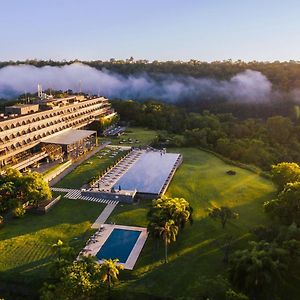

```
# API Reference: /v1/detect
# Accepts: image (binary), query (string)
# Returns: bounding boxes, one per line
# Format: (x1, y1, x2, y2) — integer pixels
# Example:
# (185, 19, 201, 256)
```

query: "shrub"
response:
(12, 206, 26, 218)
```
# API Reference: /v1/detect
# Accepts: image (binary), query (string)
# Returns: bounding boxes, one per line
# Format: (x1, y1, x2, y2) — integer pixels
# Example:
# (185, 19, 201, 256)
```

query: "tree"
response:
(156, 219, 178, 263)
(99, 258, 124, 292)
(149, 196, 193, 229)
(266, 116, 293, 145)
(215, 234, 234, 263)
(0, 168, 52, 213)
(41, 258, 104, 300)
(209, 206, 239, 229)
(21, 172, 52, 205)
(225, 289, 249, 300)
(147, 219, 162, 257)
(264, 181, 300, 226)
(12, 205, 26, 218)
(0, 181, 15, 212)
(271, 162, 300, 191)
(229, 241, 287, 300)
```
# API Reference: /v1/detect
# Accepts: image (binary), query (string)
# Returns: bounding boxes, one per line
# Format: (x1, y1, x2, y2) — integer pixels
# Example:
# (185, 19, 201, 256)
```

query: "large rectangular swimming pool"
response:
(96, 229, 141, 263)
(113, 151, 180, 194)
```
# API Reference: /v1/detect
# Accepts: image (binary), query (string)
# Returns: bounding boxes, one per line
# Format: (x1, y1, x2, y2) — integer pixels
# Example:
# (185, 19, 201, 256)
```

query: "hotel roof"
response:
(41, 129, 96, 145)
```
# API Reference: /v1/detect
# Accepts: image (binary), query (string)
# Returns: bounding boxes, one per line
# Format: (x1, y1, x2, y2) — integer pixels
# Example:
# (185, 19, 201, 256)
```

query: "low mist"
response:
(0, 63, 274, 102)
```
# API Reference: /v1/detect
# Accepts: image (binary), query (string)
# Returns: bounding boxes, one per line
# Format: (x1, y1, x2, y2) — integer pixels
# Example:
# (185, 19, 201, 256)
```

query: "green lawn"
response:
(105, 127, 158, 147)
(108, 147, 276, 299)
(54, 148, 125, 189)
(0, 199, 105, 285)
(0, 136, 278, 299)
(55, 127, 158, 189)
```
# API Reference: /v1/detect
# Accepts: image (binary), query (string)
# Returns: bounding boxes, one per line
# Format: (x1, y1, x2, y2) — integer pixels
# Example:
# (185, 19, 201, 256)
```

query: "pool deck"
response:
(79, 224, 148, 270)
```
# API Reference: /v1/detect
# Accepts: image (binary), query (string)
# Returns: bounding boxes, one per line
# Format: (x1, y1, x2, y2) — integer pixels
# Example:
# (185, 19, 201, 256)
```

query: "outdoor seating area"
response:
(91, 149, 143, 192)
(96, 147, 124, 160)
(104, 126, 126, 136)
(78, 225, 108, 257)
(119, 137, 140, 144)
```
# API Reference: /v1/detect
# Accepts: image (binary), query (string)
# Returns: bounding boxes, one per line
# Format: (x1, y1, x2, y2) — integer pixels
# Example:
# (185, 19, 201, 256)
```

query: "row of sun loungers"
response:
(78, 227, 106, 257)
(91, 150, 143, 191)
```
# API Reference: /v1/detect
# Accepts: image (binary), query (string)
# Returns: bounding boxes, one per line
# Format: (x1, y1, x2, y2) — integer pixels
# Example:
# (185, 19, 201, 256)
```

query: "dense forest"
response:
(1, 59, 300, 92)
(1, 59, 300, 118)
(112, 99, 300, 171)
(2, 59, 300, 169)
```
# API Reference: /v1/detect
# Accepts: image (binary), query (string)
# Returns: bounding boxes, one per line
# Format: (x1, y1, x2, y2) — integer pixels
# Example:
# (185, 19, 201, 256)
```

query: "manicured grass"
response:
(106, 127, 158, 147)
(0, 198, 105, 284)
(0, 134, 278, 298)
(54, 148, 125, 189)
(55, 127, 158, 189)
(108, 147, 276, 299)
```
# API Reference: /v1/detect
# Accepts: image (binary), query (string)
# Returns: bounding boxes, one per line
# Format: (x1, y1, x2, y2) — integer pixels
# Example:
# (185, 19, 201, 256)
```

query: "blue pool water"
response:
(96, 229, 141, 263)
(113, 152, 180, 194)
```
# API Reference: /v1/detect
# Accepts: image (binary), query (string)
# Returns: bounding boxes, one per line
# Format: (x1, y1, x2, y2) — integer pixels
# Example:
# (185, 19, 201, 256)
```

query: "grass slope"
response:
(108, 147, 276, 298)
(0, 199, 104, 284)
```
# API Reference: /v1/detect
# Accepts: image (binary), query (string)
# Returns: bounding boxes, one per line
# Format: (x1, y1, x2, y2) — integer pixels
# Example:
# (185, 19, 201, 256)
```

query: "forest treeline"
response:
(112, 99, 300, 170)
(1, 59, 300, 92)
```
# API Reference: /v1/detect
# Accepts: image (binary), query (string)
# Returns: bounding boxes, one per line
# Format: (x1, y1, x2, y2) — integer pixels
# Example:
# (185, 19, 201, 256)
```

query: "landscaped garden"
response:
(108, 147, 276, 298)
(54, 148, 126, 189)
(0, 198, 105, 291)
(0, 128, 281, 299)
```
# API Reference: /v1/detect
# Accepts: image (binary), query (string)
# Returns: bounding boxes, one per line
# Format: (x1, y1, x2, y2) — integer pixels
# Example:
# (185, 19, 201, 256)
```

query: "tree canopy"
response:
(0, 168, 52, 214)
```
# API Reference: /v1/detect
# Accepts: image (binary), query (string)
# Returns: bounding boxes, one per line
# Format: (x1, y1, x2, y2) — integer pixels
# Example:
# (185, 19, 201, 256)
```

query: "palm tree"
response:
(169, 197, 193, 229)
(150, 196, 193, 230)
(100, 258, 124, 292)
(156, 219, 178, 263)
(147, 219, 162, 258)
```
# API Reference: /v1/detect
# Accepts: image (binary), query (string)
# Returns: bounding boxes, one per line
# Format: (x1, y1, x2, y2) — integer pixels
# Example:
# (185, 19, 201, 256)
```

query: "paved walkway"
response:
(51, 187, 119, 205)
(91, 203, 118, 228)
(52, 186, 119, 228)
(49, 141, 111, 186)
(92, 149, 143, 192)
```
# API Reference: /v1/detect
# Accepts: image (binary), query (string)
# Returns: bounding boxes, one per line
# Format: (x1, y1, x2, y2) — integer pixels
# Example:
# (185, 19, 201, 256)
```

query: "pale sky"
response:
(0, 0, 300, 61)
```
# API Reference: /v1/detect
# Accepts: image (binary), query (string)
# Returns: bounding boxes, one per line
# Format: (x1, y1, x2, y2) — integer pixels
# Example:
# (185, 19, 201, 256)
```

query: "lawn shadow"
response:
(120, 197, 274, 298)
(0, 198, 103, 241)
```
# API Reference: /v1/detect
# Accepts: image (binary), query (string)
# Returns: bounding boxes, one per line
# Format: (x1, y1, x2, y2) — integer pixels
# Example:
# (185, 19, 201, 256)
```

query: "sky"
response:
(0, 0, 300, 62)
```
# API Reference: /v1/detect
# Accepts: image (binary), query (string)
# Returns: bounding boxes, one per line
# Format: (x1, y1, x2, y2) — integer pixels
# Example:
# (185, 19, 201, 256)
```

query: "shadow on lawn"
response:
(0, 256, 54, 300)
(0, 198, 102, 241)
(119, 197, 274, 298)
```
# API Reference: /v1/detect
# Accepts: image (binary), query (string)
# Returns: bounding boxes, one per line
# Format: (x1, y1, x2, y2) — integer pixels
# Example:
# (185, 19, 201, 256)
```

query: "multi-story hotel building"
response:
(0, 95, 116, 170)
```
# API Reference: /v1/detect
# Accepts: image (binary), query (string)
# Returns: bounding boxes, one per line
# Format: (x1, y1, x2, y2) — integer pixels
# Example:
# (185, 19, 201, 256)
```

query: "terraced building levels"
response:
(0, 95, 116, 168)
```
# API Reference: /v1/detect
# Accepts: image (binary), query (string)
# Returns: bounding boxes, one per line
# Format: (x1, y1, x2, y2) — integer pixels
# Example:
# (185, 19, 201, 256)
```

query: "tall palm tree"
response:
(150, 197, 193, 230)
(100, 258, 124, 292)
(147, 219, 162, 258)
(156, 219, 179, 263)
